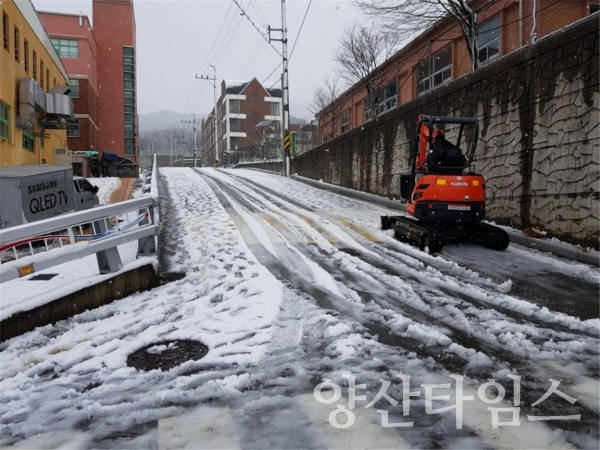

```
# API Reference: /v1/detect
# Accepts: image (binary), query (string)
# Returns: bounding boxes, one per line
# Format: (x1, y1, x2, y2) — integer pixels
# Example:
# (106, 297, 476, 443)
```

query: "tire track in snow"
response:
(227, 170, 599, 321)
(200, 169, 599, 440)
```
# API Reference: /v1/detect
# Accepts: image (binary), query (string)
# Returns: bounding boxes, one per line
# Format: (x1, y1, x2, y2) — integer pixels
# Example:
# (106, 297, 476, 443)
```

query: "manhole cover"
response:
(127, 339, 209, 371)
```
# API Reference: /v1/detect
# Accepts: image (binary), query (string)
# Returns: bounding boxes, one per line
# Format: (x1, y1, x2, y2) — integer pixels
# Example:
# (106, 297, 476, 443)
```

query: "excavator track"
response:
(381, 215, 509, 253)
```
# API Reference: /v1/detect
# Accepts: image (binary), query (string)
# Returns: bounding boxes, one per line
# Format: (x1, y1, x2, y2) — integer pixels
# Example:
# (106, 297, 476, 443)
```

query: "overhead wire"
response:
(248, 0, 270, 29)
(188, 1, 251, 115)
(288, 0, 313, 62)
(237, 38, 268, 81)
(194, 0, 236, 76)
(184, 1, 236, 115)
(232, 0, 283, 57)
(212, 14, 246, 68)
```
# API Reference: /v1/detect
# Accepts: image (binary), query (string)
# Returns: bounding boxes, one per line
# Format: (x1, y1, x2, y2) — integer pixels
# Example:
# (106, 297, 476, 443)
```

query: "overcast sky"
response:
(31, 0, 367, 120)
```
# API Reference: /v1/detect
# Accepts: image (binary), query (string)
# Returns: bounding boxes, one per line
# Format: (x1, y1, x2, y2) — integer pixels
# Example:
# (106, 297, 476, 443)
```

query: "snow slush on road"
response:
(0, 167, 598, 449)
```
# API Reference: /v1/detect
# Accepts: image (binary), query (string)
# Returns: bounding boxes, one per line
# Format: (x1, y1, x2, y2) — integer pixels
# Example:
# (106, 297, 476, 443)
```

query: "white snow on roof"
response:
(223, 79, 250, 89)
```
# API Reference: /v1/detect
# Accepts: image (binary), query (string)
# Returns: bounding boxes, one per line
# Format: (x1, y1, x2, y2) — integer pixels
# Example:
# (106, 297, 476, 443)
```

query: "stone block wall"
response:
(294, 15, 599, 248)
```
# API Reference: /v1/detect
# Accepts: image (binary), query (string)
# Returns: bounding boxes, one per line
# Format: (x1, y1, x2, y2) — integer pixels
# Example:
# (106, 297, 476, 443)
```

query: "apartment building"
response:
(39, 0, 138, 165)
(37, 11, 98, 154)
(201, 78, 281, 167)
(317, 0, 598, 142)
(0, 0, 73, 167)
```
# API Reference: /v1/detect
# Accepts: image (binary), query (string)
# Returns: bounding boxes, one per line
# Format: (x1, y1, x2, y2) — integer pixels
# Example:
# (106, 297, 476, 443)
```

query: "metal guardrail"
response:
(0, 155, 160, 283)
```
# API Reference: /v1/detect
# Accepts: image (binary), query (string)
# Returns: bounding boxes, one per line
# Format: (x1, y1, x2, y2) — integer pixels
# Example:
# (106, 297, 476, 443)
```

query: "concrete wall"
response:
(0, 263, 160, 342)
(294, 16, 599, 248)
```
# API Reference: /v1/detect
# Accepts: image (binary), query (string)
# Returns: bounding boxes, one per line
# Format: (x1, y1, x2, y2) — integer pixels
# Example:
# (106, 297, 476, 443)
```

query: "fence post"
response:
(93, 218, 123, 273)
(137, 205, 157, 256)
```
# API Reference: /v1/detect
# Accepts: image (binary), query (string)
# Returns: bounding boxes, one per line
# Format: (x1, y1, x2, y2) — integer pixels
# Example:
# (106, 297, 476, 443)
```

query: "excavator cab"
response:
(384, 114, 509, 252)
(401, 115, 477, 199)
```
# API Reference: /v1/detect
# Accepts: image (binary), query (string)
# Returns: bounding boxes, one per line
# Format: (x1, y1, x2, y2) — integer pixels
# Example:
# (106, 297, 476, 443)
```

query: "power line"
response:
(194, 0, 235, 76)
(232, 0, 283, 57)
(212, 15, 246, 68)
(262, 62, 283, 87)
(249, 0, 270, 28)
(237, 38, 267, 81)
(289, 0, 313, 62)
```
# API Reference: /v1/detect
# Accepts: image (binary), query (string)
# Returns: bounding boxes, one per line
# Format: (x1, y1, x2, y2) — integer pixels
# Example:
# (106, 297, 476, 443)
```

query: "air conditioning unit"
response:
(54, 147, 72, 167)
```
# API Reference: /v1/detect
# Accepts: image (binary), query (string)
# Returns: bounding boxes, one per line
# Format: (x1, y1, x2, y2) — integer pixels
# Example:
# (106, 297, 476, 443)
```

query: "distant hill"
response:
(139, 110, 205, 131)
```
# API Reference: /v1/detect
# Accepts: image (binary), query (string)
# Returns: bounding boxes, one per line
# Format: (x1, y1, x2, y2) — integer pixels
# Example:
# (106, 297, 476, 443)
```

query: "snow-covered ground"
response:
(0, 168, 598, 449)
(88, 177, 121, 206)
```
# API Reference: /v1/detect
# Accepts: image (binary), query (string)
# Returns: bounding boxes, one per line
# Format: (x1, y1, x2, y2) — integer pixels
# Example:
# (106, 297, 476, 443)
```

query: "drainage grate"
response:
(29, 273, 59, 281)
(127, 339, 209, 371)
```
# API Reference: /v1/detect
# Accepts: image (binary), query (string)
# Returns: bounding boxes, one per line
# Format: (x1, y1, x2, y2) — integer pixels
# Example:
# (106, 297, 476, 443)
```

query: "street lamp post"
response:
(196, 65, 219, 166)
(191, 113, 197, 167)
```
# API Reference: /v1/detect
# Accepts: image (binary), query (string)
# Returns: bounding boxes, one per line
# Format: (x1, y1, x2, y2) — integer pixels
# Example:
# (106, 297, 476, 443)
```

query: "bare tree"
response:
(310, 75, 343, 140)
(334, 23, 398, 121)
(355, 0, 497, 70)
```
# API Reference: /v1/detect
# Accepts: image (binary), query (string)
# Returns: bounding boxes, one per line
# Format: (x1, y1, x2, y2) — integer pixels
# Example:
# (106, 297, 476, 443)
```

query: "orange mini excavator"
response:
(381, 114, 509, 253)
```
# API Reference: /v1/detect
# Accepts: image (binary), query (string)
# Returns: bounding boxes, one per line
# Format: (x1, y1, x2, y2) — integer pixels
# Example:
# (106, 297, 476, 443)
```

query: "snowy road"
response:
(1, 168, 598, 449)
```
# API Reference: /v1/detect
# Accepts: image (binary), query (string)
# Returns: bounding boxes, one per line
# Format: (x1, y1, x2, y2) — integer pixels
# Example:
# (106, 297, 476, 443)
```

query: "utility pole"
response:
(268, 0, 290, 177)
(196, 65, 219, 165)
(181, 114, 198, 167)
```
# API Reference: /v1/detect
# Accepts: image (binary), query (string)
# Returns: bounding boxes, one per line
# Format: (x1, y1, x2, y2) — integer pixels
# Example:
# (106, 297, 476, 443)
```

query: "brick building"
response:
(201, 78, 282, 167)
(37, 11, 98, 154)
(316, 0, 598, 142)
(38, 0, 138, 165)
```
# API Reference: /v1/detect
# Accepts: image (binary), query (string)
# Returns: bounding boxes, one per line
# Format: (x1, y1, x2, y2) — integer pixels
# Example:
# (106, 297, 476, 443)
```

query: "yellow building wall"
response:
(0, 0, 69, 167)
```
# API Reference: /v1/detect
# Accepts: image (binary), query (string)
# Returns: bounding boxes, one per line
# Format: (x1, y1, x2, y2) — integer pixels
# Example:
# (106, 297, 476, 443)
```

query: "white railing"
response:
(0, 155, 160, 284)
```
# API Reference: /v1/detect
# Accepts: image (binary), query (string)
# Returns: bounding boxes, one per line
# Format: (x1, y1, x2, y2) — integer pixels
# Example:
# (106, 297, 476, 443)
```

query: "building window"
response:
(66, 119, 80, 137)
(269, 102, 280, 116)
(68, 79, 79, 98)
(0, 101, 9, 140)
(478, 16, 500, 65)
(251, 93, 258, 101)
(22, 129, 35, 152)
(2, 12, 8, 51)
(40, 60, 44, 89)
(230, 118, 242, 132)
(417, 45, 452, 95)
(125, 105, 135, 113)
(125, 137, 135, 155)
(50, 38, 78, 58)
(377, 81, 398, 115)
(124, 113, 135, 123)
(24, 39, 29, 73)
(46, 69, 49, 91)
(230, 99, 241, 114)
(13, 26, 18, 61)
(364, 98, 374, 123)
(341, 110, 349, 134)
(32, 51, 37, 80)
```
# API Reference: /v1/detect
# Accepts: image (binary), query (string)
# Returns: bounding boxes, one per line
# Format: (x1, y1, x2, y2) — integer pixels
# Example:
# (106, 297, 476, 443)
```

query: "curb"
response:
(290, 174, 599, 267)
(1, 263, 161, 342)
